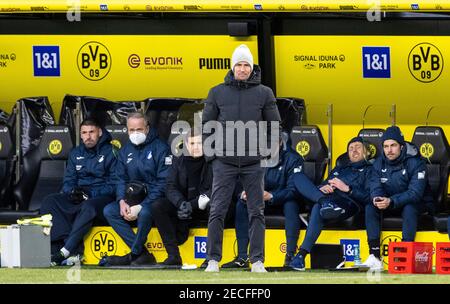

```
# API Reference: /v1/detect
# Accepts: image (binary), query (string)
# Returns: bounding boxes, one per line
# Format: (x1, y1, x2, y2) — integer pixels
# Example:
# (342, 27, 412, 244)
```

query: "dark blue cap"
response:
(381, 126, 405, 146)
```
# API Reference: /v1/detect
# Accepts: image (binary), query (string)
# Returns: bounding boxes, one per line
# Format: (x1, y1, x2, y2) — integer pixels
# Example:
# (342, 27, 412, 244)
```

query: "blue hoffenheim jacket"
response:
(265, 147, 304, 206)
(323, 159, 373, 206)
(63, 129, 117, 198)
(115, 128, 171, 207)
(370, 142, 431, 209)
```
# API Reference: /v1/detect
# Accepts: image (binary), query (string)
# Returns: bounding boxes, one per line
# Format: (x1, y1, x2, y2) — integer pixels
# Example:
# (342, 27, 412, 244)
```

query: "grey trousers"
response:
(207, 160, 265, 263)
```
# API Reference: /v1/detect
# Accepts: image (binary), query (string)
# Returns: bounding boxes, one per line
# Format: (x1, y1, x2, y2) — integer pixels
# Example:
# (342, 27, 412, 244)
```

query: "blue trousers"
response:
(365, 203, 419, 242)
(292, 172, 358, 253)
(40, 193, 112, 254)
(234, 199, 301, 258)
(103, 202, 154, 255)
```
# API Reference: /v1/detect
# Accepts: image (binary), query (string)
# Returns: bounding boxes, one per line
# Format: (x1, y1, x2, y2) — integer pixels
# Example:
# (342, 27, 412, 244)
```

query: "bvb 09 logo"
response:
(91, 230, 117, 259)
(77, 41, 111, 81)
(420, 143, 434, 158)
(48, 140, 62, 155)
(381, 234, 401, 265)
(296, 141, 310, 157)
(408, 42, 443, 83)
(368, 144, 377, 158)
(110, 139, 122, 149)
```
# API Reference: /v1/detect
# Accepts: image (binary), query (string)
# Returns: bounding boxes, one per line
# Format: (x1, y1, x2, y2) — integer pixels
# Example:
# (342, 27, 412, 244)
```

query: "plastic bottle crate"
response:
(436, 242, 450, 275)
(388, 242, 433, 274)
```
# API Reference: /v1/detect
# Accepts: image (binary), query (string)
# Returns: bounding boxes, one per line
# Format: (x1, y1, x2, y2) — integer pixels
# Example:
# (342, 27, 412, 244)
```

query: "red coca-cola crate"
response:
(388, 242, 433, 274)
(436, 242, 450, 275)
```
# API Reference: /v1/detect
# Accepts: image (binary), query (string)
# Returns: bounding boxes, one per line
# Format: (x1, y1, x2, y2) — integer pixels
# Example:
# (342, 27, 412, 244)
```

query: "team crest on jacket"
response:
(380, 178, 388, 183)
(293, 165, 302, 173)
(76, 165, 82, 171)
(418, 171, 425, 179)
(165, 155, 173, 165)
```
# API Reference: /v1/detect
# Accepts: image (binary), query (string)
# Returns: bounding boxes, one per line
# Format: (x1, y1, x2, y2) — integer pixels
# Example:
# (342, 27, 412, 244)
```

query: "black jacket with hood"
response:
(202, 65, 281, 166)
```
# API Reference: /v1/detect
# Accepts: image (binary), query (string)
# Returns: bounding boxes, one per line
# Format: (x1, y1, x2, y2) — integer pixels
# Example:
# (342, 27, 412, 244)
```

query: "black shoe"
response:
(284, 254, 294, 267)
(161, 255, 182, 266)
(131, 250, 156, 266)
(199, 259, 209, 269)
(105, 253, 132, 266)
(320, 201, 345, 220)
(221, 257, 249, 269)
(50, 251, 66, 266)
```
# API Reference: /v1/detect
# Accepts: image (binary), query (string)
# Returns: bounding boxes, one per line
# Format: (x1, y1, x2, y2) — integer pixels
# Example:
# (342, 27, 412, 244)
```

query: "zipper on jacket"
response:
(238, 90, 241, 168)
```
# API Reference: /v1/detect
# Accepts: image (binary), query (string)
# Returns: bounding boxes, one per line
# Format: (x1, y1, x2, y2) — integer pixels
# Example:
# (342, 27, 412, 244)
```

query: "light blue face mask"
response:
(129, 132, 146, 146)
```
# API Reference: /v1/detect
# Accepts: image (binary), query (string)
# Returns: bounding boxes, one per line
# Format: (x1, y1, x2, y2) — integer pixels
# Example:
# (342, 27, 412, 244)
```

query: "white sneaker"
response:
(251, 261, 267, 273)
(362, 254, 383, 271)
(205, 260, 219, 272)
(62, 254, 84, 266)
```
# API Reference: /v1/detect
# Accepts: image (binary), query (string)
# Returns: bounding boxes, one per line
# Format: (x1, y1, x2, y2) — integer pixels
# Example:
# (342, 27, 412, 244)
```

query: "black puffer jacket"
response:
(202, 65, 281, 166)
(165, 155, 213, 209)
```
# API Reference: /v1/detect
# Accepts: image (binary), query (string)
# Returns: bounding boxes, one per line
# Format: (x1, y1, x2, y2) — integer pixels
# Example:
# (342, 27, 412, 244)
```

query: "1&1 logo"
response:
(91, 230, 117, 259)
(408, 42, 443, 83)
(33, 46, 60, 77)
(362, 46, 390, 78)
(77, 41, 111, 81)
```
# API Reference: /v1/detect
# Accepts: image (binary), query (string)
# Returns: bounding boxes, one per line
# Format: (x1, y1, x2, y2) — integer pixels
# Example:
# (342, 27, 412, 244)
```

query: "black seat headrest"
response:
(105, 125, 128, 150)
(146, 98, 199, 142)
(290, 125, 328, 161)
(276, 97, 306, 133)
(37, 126, 73, 160)
(0, 125, 13, 159)
(358, 128, 385, 159)
(412, 126, 450, 164)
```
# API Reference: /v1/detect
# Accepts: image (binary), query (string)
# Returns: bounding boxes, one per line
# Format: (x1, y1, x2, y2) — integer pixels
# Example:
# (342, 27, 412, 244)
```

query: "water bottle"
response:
(354, 244, 362, 266)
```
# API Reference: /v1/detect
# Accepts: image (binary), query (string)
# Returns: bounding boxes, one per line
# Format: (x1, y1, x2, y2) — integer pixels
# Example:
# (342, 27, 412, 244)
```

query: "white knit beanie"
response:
(231, 44, 254, 71)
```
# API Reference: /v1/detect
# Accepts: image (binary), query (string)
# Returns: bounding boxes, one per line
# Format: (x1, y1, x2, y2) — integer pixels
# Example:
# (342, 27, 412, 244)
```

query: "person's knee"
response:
(103, 202, 118, 219)
(80, 202, 97, 218)
(40, 200, 52, 214)
(365, 203, 379, 216)
(40, 193, 63, 214)
(138, 206, 152, 220)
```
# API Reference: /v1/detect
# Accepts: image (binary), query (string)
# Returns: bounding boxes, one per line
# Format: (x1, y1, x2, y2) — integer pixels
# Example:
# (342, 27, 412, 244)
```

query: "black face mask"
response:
(124, 181, 148, 206)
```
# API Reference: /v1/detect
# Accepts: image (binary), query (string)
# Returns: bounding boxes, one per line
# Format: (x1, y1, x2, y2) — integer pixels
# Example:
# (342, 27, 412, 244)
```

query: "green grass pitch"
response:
(0, 267, 449, 284)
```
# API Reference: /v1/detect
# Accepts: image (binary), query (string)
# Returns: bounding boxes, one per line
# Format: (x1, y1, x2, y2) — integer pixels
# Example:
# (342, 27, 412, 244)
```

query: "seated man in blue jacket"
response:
(289, 136, 372, 271)
(222, 136, 304, 268)
(363, 126, 433, 270)
(41, 118, 117, 266)
(103, 112, 171, 266)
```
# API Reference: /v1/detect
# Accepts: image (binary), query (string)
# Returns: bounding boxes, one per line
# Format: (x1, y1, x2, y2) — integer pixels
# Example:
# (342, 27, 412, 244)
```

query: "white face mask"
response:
(129, 132, 146, 146)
